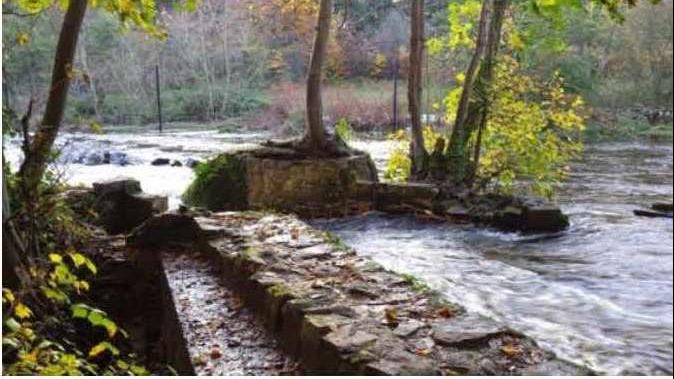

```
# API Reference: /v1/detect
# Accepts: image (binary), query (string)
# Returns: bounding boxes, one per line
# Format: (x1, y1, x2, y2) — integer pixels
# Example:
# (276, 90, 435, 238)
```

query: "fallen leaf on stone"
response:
(501, 344, 523, 358)
(437, 306, 456, 319)
(210, 348, 222, 359)
(415, 348, 433, 356)
(290, 227, 300, 240)
(385, 307, 399, 327)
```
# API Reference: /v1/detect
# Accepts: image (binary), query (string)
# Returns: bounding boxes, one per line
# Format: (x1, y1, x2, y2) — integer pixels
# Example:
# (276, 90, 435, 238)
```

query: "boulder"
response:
(432, 314, 510, 348)
(634, 209, 673, 219)
(171, 160, 183, 167)
(93, 178, 142, 197)
(493, 205, 569, 234)
(109, 151, 130, 166)
(185, 158, 201, 169)
(127, 213, 203, 249)
(84, 152, 104, 166)
(93, 178, 168, 235)
(152, 158, 171, 166)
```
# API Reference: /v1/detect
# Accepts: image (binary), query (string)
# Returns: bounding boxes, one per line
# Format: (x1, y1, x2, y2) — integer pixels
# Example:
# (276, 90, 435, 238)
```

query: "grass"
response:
(585, 112, 673, 143)
(252, 80, 412, 133)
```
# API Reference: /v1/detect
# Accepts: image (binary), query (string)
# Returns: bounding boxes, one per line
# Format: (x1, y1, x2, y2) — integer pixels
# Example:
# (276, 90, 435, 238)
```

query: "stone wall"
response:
(129, 212, 591, 376)
(183, 147, 378, 218)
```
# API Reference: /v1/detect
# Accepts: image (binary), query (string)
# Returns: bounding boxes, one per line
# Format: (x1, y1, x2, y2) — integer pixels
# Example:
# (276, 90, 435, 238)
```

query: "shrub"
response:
(182, 153, 249, 211)
(2, 252, 149, 376)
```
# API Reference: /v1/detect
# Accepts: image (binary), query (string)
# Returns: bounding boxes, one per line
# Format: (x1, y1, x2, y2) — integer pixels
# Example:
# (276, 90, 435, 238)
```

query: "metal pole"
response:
(155, 64, 163, 133)
(392, 47, 399, 130)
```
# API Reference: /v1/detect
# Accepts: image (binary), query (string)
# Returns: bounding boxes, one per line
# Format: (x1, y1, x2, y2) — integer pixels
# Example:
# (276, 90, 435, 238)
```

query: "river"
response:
(3, 128, 672, 375)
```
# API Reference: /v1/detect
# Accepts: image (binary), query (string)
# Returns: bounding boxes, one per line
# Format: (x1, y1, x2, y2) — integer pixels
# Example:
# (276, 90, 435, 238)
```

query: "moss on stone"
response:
(182, 153, 249, 211)
(268, 283, 294, 299)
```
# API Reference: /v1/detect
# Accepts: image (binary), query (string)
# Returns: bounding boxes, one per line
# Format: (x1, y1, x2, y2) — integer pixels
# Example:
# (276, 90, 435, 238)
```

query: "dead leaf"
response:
(501, 344, 523, 357)
(385, 307, 399, 326)
(415, 348, 433, 356)
(437, 306, 455, 319)
(210, 348, 222, 360)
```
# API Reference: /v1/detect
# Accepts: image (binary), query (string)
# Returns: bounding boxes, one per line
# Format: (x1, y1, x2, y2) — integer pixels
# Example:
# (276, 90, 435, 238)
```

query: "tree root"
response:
(262, 134, 355, 158)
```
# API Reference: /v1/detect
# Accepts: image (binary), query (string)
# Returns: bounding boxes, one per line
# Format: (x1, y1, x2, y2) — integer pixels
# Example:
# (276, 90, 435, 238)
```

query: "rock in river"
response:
(151, 158, 171, 166)
(93, 178, 168, 234)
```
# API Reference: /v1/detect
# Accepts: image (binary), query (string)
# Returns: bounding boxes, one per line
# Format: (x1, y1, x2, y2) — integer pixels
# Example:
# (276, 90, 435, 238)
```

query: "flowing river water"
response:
(3, 128, 672, 375)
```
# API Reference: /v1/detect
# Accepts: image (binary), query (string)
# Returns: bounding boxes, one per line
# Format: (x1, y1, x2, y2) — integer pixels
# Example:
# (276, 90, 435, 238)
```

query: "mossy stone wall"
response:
(182, 148, 378, 217)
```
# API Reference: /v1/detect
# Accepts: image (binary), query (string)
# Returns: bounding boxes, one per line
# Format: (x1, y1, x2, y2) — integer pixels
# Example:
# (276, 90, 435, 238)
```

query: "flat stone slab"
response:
(161, 250, 301, 375)
(133, 211, 592, 376)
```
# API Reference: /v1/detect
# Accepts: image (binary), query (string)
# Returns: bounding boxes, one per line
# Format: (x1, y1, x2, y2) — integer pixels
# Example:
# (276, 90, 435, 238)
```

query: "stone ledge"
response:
(131, 212, 591, 376)
(355, 181, 570, 234)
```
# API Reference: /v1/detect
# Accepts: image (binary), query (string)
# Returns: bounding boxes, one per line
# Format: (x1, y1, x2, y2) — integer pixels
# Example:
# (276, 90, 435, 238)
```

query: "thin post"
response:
(392, 48, 399, 130)
(155, 64, 163, 133)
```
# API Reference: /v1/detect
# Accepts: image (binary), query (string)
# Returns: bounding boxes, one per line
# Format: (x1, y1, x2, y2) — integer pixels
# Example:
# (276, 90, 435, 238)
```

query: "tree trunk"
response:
(446, 0, 492, 186)
(304, 0, 333, 151)
(2, 158, 27, 290)
(78, 38, 101, 120)
(469, 0, 510, 186)
(409, 0, 429, 180)
(18, 0, 88, 197)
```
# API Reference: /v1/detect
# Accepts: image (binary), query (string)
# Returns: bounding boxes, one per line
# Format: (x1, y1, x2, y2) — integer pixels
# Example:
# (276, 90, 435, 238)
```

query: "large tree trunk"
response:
(446, 0, 493, 186)
(409, 0, 429, 180)
(469, 0, 510, 186)
(18, 0, 88, 198)
(304, 0, 333, 152)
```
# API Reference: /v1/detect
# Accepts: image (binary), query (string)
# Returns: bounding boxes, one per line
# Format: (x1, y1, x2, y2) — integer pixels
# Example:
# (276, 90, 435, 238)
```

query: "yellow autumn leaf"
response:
(2, 288, 15, 303)
(14, 303, 33, 320)
(15, 32, 31, 45)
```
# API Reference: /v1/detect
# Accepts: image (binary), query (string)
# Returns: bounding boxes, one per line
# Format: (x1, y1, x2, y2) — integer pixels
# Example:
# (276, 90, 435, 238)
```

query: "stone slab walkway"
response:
(161, 249, 301, 375)
(130, 211, 592, 376)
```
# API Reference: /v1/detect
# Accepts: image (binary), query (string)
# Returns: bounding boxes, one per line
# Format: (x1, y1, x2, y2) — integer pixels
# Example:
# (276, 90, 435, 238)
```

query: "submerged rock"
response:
(652, 203, 673, 213)
(634, 209, 673, 219)
(185, 158, 201, 169)
(152, 158, 171, 166)
(493, 204, 569, 234)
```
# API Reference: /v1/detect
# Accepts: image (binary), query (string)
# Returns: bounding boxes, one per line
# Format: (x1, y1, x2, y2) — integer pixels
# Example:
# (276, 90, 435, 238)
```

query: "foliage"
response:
(2, 252, 148, 376)
(385, 57, 585, 198)
(4, 161, 94, 255)
(401, 273, 433, 294)
(182, 153, 249, 211)
(472, 57, 586, 198)
(384, 126, 442, 183)
(334, 118, 354, 142)
(3, 0, 198, 38)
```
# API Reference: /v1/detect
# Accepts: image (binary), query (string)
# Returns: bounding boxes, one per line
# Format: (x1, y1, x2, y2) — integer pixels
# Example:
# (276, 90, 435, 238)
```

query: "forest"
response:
(2, 0, 673, 377)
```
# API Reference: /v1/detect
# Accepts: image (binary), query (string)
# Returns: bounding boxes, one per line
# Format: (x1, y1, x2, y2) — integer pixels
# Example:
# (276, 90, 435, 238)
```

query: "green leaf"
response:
(5, 318, 21, 332)
(89, 341, 120, 358)
(101, 319, 118, 338)
(71, 303, 91, 319)
(48, 253, 63, 264)
(2, 288, 15, 303)
(41, 286, 70, 304)
(2, 337, 20, 350)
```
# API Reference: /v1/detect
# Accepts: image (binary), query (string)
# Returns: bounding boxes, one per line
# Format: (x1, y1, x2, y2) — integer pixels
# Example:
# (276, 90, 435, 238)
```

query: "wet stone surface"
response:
(166, 212, 593, 376)
(162, 251, 301, 376)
